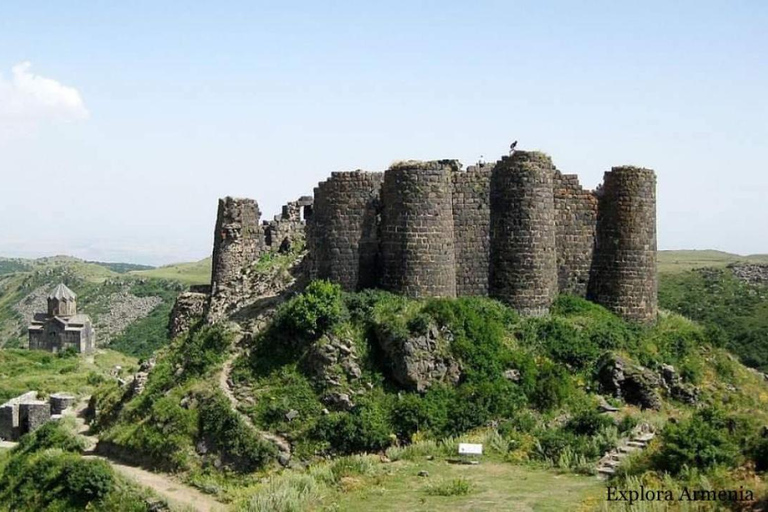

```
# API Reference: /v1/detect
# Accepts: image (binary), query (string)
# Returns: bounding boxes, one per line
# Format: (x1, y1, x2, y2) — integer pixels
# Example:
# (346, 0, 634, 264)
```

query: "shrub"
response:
(566, 408, 615, 436)
(313, 398, 393, 454)
(62, 458, 114, 505)
(277, 280, 347, 342)
(654, 407, 741, 474)
(198, 392, 277, 472)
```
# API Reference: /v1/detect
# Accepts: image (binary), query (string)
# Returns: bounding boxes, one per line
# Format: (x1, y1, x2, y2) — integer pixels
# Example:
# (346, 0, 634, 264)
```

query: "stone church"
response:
(28, 283, 95, 353)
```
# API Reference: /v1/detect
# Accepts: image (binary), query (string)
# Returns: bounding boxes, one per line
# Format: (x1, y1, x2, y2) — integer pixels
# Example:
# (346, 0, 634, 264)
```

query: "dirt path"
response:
(218, 334, 292, 460)
(83, 454, 226, 512)
(67, 404, 227, 512)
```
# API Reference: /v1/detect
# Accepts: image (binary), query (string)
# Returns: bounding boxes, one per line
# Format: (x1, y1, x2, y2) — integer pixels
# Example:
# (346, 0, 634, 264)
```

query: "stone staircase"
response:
(596, 423, 656, 479)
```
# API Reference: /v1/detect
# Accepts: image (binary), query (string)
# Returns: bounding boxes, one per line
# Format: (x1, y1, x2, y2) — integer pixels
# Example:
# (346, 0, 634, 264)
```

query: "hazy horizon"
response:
(1, 2, 766, 266)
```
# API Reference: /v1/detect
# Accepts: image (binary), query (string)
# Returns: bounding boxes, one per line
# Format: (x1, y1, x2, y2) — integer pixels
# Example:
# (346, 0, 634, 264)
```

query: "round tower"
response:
(307, 171, 384, 291)
(588, 166, 657, 323)
(379, 161, 457, 298)
(489, 151, 558, 316)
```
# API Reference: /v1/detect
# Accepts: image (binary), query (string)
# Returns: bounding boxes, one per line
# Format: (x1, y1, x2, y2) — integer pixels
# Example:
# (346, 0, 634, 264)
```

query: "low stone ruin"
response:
(0, 391, 76, 441)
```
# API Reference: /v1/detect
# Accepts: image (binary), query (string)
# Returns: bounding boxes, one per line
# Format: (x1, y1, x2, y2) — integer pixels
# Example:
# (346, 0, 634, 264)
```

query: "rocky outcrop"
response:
(128, 358, 156, 398)
(597, 353, 662, 410)
(303, 332, 364, 411)
(374, 322, 460, 392)
(659, 363, 700, 405)
(168, 292, 207, 338)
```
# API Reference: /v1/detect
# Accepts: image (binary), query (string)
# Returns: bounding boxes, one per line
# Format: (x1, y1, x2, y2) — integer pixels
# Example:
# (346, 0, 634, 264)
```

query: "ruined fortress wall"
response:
(588, 167, 657, 323)
(553, 171, 598, 296)
(208, 197, 264, 322)
(452, 164, 492, 296)
(264, 196, 313, 252)
(380, 162, 458, 298)
(210, 197, 264, 296)
(489, 152, 558, 315)
(307, 171, 383, 291)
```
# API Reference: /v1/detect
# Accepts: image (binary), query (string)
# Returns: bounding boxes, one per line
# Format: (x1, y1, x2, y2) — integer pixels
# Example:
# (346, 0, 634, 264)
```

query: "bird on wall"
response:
(509, 141, 518, 155)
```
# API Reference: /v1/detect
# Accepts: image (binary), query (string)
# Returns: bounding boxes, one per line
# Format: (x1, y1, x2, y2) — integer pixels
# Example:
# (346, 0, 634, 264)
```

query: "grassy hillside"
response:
(91, 281, 768, 509)
(130, 257, 211, 286)
(658, 249, 768, 274)
(0, 348, 138, 403)
(659, 265, 768, 372)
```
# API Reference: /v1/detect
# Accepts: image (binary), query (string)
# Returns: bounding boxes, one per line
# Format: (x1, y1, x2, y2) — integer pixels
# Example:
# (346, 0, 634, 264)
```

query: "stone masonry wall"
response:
(553, 171, 598, 296)
(307, 171, 383, 291)
(452, 164, 493, 296)
(208, 197, 264, 321)
(264, 196, 313, 253)
(380, 161, 458, 298)
(489, 152, 558, 316)
(588, 167, 657, 323)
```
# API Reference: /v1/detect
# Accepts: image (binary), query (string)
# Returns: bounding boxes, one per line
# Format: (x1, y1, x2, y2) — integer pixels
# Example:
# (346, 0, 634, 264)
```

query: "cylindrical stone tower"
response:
(210, 197, 264, 298)
(489, 151, 558, 316)
(588, 166, 657, 323)
(307, 171, 383, 291)
(379, 161, 458, 298)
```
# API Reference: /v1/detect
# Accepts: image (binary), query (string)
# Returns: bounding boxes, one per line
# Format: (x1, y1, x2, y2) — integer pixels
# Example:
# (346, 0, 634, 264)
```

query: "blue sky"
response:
(0, 1, 766, 265)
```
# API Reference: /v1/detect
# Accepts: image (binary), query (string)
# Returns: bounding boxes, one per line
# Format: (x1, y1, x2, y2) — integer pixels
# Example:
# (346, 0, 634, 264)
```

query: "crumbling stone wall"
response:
(307, 171, 383, 291)
(208, 197, 264, 321)
(729, 263, 768, 286)
(553, 171, 598, 296)
(380, 161, 458, 298)
(452, 164, 492, 296)
(264, 196, 313, 253)
(489, 152, 558, 316)
(588, 167, 657, 323)
(168, 291, 207, 338)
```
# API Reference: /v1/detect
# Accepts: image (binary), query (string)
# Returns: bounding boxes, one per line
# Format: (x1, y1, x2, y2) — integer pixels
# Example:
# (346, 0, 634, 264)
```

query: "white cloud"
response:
(0, 61, 89, 123)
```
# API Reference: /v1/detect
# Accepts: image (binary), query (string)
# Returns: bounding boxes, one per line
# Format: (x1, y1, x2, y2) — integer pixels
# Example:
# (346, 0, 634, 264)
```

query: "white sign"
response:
(458, 443, 483, 455)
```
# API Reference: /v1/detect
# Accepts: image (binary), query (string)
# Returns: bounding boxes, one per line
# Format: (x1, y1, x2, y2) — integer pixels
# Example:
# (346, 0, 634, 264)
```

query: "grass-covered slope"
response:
(0, 349, 137, 403)
(89, 279, 768, 509)
(659, 266, 768, 372)
(130, 257, 211, 286)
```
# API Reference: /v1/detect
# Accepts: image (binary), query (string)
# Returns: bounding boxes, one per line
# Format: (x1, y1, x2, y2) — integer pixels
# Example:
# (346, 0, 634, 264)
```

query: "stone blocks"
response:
(588, 166, 657, 323)
(19, 401, 51, 433)
(380, 161, 458, 298)
(307, 171, 383, 291)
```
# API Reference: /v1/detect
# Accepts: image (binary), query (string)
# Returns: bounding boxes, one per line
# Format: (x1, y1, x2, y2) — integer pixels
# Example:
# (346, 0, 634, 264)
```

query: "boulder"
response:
(597, 353, 662, 410)
(375, 322, 460, 392)
(659, 363, 699, 405)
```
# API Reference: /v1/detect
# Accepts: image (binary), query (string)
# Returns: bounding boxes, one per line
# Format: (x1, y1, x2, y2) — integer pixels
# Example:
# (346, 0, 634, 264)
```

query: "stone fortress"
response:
(199, 149, 657, 325)
(27, 283, 95, 353)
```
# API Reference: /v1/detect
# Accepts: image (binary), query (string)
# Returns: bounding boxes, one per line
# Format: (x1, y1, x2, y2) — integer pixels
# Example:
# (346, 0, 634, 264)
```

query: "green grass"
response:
(658, 250, 768, 274)
(0, 349, 138, 402)
(130, 257, 211, 285)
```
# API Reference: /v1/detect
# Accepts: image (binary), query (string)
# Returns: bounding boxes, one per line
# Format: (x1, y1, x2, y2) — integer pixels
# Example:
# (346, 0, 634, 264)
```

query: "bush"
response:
(277, 280, 347, 342)
(62, 458, 115, 505)
(313, 397, 393, 454)
(566, 408, 615, 436)
(198, 392, 277, 472)
(654, 407, 741, 474)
